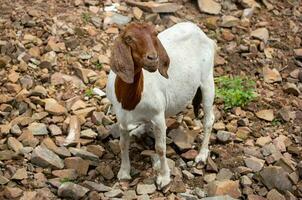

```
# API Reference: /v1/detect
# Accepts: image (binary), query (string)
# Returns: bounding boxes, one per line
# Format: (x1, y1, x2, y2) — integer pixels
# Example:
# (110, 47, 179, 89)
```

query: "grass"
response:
(272, 118, 282, 126)
(94, 61, 103, 70)
(81, 12, 91, 24)
(215, 76, 257, 110)
(60, 177, 72, 183)
(85, 88, 94, 97)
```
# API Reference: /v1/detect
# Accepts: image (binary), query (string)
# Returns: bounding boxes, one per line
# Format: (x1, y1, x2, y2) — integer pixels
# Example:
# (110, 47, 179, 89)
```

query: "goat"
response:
(106, 22, 216, 189)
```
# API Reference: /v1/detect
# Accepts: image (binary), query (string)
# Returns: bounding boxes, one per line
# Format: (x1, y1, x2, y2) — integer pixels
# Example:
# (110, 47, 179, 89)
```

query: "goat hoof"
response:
(117, 169, 131, 180)
(195, 149, 209, 164)
(156, 174, 171, 190)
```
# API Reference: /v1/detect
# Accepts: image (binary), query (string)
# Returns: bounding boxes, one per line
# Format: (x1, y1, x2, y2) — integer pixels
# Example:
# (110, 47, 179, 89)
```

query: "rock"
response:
(247, 195, 266, 200)
(207, 180, 241, 199)
(260, 166, 292, 192)
(256, 136, 272, 147)
(44, 98, 67, 116)
(91, 111, 104, 125)
(31, 145, 64, 169)
(52, 169, 78, 180)
(0, 175, 9, 185)
(298, 71, 302, 82)
(169, 127, 198, 150)
(136, 183, 156, 195)
(133, 7, 143, 20)
(58, 182, 89, 200)
(3, 186, 23, 199)
(123, 190, 137, 200)
(87, 145, 105, 158)
(297, 161, 302, 178)
(42, 51, 57, 66)
(198, 0, 221, 15)
(216, 130, 233, 143)
(12, 168, 27, 180)
(244, 156, 265, 172)
(104, 189, 123, 198)
(125, 1, 182, 13)
(251, 28, 269, 43)
(181, 149, 198, 160)
(42, 137, 71, 157)
(294, 49, 302, 59)
(267, 189, 285, 200)
(220, 16, 240, 27)
(81, 129, 98, 139)
(263, 67, 282, 83)
(64, 157, 89, 175)
(49, 124, 62, 136)
(256, 110, 274, 121)
(103, 13, 131, 28)
(240, 175, 252, 186)
(183, 170, 194, 179)
(216, 168, 233, 180)
(28, 122, 48, 135)
(64, 115, 81, 146)
(69, 147, 99, 162)
(283, 83, 300, 96)
(170, 177, 186, 193)
(179, 193, 198, 200)
(83, 180, 111, 192)
(202, 196, 236, 200)
(204, 173, 216, 183)
(240, 0, 261, 8)
(31, 85, 47, 97)
(7, 137, 23, 153)
(96, 163, 114, 180)
(206, 157, 218, 173)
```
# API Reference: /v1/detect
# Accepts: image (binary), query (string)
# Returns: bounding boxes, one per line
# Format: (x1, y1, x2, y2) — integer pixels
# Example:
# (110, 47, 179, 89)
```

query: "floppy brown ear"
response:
(155, 37, 170, 79)
(110, 37, 134, 83)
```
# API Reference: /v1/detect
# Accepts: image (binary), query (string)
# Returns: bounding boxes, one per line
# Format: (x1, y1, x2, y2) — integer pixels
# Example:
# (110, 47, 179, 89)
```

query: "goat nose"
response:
(147, 53, 158, 61)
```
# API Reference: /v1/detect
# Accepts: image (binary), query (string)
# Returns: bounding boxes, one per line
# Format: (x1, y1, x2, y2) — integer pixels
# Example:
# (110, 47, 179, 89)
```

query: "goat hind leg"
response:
(195, 80, 215, 164)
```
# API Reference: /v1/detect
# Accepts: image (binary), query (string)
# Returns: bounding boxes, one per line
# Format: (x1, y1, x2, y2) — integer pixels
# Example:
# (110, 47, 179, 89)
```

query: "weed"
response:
(85, 88, 93, 97)
(215, 76, 256, 109)
(272, 118, 282, 126)
(94, 61, 103, 70)
(81, 12, 91, 24)
(60, 177, 72, 183)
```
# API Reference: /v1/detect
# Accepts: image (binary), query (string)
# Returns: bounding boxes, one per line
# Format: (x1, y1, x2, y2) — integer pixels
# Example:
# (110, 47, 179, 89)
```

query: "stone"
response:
(240, 0, 261, 8)
(207, 180, 241, 199)
(0, 175, 9, 185)
(96, 163, 114, 180)
(12, 168, 27, 180)
(181, 149, 198, 160)
(267, 189, 285, 200)
(216, 130, 233, 143)
(31, 145, 64, 169)
(263, 67, 282, 83)
(240, 175, 252, 186)
(260, 166, 292, 192)
(202, 196, 236, 200)
(244, 156, 265, 172)
(42, 51, 57, 66)
(64, 115, 81, 146)
(256, 110, 274, 121)
(31, 85, 47, 97)
(49, 124, 62, 136)
(299, 71, 302, 82)
(7, 137, 23, 153)
(133, 7, 143, 20)
(81, 129, 98, 139)
(294, 49, 302, 59)
(247, 195, 266, 200)
(44, 98, 67, 115)
(251, 28, 269, 43)
(169, 127, 198, 150)
(206, 157, 218, 172)
(136, 183, 156, 195)
(126, 1, 182, 13)
(198, 0, 221, 15)
(70, 147, 99, 162)
(183, 170, 194, 179)
(256, 136, 272, 147)
(216, 168, 233, 180)
(64, 157, 89, 175)
(52, 169, 78, 180)
(170, 177, 186, 193)
(83, 180, 111, 192)
(220, 16, 240, 27)
(123, 190, 137, 200)
(283, 83, 300, 96)
(87, 145, 105, 158)
(42, 137, 71, 157)
(58, 182, 89, 200)
(103, 13, 131, 28)
(213, 122, 225, 130)
(28, 122, 48, 135)
(3, 186, 23, 198)
(104, 189, 123, 198)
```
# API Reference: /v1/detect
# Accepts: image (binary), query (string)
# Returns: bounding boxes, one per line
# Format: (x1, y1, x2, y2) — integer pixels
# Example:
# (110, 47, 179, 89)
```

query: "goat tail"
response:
(192, 87, 202, 118)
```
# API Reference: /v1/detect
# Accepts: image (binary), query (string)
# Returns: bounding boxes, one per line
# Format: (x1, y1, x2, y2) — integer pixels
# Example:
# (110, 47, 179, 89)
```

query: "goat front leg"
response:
(117, 125, 131, 180)
(195, 80, 215, 164)
(152, 114, 171, 189)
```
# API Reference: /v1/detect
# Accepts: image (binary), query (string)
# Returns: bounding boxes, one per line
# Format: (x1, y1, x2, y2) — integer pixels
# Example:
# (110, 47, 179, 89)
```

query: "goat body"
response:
(106, 22, 216, 188)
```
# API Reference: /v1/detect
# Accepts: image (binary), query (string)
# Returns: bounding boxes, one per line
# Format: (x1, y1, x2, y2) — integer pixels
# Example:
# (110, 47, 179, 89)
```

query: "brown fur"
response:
(111, 23, 170, 110)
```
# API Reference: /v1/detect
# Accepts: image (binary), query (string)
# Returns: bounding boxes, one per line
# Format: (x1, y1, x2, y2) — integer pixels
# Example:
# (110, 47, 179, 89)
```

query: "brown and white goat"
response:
(106, 22, 216, 188)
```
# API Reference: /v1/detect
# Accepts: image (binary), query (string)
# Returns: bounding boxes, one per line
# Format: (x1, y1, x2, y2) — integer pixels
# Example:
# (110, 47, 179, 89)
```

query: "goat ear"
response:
(110, 37, 134, 83)
(155, 37, 170, 79)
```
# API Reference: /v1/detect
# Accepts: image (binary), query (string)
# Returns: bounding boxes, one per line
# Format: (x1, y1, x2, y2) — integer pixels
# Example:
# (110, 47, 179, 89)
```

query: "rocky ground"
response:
(0, 0, 302, 199)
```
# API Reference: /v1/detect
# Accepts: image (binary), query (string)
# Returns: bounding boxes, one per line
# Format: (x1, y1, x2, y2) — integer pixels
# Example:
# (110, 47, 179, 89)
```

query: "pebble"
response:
(58, 182, 89, 200)
(136, 183, 156, 195)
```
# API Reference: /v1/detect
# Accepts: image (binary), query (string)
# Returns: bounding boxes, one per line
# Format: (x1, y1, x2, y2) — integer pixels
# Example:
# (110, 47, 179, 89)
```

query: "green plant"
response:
(60, 177, 72, 183)
(94, 61, 103, 70)
(215, 76, 256, 109)
(85, 88, 93, 97)
(272, 118, 282, 126)
(81, 12, 91, 24)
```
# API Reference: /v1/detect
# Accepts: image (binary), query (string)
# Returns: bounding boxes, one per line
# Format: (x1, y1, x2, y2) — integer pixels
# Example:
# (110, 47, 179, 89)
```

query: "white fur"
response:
(106, 22, 216, 188)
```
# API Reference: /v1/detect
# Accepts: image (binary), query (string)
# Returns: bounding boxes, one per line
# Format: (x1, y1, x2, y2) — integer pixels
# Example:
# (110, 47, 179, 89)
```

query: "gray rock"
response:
(69, 147, 99, 162)
(244, 156, 265, 172)
(31, 145, 64, 169)
(136, 183, 156, 195)
(104, 189, 123, 198)
(216, 130, 233, 143)
(58, 182, 89, 200)
(28, 122, 48, 136)
(83, 180, 111, 192)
